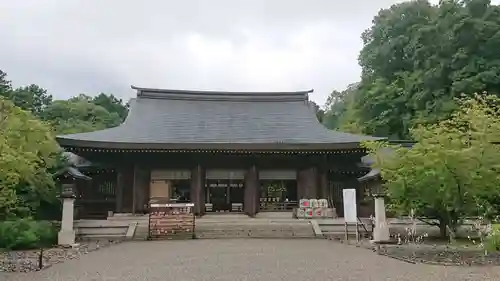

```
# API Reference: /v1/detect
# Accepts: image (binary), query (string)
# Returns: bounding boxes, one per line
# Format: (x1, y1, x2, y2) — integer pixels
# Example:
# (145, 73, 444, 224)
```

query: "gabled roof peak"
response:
(131, 85, 313, 102)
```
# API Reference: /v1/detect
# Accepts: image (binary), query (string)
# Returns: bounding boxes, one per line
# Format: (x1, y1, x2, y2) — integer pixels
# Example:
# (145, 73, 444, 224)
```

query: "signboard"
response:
(342, 189, 357, 223)
(148, 202, 196, 240)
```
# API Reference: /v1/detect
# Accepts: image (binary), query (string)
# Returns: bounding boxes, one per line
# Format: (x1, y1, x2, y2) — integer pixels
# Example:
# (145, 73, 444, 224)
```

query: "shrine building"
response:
(56, 86, 382, 218)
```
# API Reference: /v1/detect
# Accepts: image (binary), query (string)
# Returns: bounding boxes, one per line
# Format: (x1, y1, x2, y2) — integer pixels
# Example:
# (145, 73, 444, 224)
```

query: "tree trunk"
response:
(439, 220, 448, 239)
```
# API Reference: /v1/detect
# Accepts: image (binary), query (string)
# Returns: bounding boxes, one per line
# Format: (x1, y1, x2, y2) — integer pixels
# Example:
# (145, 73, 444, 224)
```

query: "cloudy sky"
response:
(1, 0, 498, 105)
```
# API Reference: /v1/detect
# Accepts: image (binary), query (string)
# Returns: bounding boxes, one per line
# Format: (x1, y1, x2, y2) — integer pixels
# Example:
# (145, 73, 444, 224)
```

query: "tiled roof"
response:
(56, 86, 382, 150)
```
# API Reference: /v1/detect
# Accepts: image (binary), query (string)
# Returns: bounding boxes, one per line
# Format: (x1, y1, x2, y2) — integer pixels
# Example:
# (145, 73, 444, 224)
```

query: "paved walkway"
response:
(3, 239, 500, 281)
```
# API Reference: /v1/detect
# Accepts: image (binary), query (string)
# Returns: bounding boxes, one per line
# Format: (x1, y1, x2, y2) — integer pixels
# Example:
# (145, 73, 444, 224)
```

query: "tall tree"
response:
(341, 0, 500, 138)
(0, 70, 11, 96)
(0, 70, 53, 117)
(9, 84, 53, 117)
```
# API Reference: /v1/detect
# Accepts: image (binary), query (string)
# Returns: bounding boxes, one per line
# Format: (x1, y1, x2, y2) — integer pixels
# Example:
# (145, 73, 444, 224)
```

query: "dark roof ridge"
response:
(131, 85, 313, 102)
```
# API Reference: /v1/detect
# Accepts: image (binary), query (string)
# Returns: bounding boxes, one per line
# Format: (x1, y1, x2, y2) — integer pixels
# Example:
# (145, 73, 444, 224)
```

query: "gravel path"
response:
(2, 239, 500, 281)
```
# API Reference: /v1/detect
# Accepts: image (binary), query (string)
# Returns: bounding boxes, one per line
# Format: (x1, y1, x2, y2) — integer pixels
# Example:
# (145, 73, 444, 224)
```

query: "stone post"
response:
(58, 186, 76, 246)
(372, 195, 390, 242)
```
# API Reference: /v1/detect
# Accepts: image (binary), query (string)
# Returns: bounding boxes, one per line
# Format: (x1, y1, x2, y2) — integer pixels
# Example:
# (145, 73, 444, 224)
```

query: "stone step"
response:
(107, 217, 149, 222)
(135, 226, 316, 239)
(195, 230, 316, 239)
(78, 234, 126, 240)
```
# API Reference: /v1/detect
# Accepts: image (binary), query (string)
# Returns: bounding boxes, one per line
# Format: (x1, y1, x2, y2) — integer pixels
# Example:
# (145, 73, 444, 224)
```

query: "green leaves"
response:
(325, 0, 500, 139)
(364, 93, 500, 237)
(0, 69, 129, 220)
(40, 99, 123, 135)
(0, 97, 59, 219)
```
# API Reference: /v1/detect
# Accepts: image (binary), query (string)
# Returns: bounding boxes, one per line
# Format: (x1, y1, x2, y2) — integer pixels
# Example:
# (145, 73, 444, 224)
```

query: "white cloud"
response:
(1, 0, 497, 105)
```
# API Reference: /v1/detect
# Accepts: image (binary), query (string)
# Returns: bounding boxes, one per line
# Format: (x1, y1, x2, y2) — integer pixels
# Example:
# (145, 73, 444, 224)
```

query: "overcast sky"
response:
(1, 0, 498, 106)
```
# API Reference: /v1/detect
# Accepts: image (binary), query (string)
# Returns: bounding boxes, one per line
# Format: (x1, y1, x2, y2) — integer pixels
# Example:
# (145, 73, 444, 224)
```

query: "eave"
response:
(62, 145, 369, 155)
(56, 139, 374, 151)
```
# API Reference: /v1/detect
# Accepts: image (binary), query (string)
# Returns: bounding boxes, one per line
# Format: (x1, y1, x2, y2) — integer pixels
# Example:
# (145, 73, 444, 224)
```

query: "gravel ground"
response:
(2, 239, 500, 281)
(0, 240, 121, 273)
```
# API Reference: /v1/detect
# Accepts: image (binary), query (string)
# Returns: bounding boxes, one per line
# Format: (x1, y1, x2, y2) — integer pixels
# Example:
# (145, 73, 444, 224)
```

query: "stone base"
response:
(58, 230, 76, 246)
(370, 239, 397, 245)
(373, 221, 390, 242)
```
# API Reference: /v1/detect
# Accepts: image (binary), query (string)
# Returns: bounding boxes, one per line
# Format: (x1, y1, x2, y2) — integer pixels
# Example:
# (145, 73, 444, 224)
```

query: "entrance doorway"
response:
(205, 170, 246, 213)
(258, 170, 298, 212)
(207, 180, 227, 211)
(206, 180, 244, 212)
(260, 180, 297, 211)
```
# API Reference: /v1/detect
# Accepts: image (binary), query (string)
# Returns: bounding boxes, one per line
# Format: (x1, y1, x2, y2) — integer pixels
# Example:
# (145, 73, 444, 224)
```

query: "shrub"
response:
(0, 218, 58, 250)
(484, 224, 500, 254)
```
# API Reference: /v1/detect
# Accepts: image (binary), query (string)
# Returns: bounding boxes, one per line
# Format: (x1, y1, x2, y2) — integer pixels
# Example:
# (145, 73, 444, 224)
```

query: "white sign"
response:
(342, 189, 357, 223)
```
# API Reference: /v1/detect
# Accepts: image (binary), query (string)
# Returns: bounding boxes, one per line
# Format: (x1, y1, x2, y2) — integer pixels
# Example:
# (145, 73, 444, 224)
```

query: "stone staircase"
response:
(195, 213, 316, 239)
(75, 212, 321, 240)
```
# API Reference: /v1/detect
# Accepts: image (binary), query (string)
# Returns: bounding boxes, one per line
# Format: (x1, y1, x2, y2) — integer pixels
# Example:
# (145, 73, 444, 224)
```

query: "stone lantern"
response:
(358, 168, 390, 243)
(58, 184, 77, 246)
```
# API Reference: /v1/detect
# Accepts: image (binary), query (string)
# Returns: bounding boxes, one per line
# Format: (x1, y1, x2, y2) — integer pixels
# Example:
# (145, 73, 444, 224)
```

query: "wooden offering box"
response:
(148, 202, 196, 240)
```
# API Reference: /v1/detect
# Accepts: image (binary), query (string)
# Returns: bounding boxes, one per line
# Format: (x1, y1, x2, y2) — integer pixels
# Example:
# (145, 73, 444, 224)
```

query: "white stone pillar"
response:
(372, 195, 390, 242)
(58, 189, 76, 246)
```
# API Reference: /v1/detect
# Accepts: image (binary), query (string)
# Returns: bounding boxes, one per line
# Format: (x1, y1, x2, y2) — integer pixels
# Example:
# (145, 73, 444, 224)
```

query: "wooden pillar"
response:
(297, 167, 318, 199)
(244, 165, 259, 217)
(133, 165, 151, 214)
(117, 165, 133, 213)
(132, 165, 137, 214)
(297, 169, 305, 200)
(255, 172, 260, 215)
(319, 169, 329, 199)
(190, 165, 205, 216)
(115, 170, 124, 213)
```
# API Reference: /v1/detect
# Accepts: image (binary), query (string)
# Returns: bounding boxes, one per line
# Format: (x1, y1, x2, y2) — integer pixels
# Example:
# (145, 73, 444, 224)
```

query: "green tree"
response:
(309, 101, 325, 123)
(8, 84, 53, 117)
(0, 97, 59, 219)
(364, 94, 500, 238)
(0, 70, 11, 96)
(322, 83, 364, 133)
(40, 99, 123, 134)
(0, 70, 53, 117)
(342, 0, 500, 138)
(92, 93, 129, 121)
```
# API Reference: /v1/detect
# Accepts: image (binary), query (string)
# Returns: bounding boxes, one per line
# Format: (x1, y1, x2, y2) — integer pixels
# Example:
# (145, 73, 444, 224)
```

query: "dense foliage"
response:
(323, 0, 500, 139)
(0, 69, 128, 221)
(0, 97, 59, 219)
(0, 219, 58, 250)
(364, 94, 500, 238)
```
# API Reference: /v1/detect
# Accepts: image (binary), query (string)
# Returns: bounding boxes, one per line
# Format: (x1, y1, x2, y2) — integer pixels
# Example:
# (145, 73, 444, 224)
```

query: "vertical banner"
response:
(342, 189, 357, 223)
